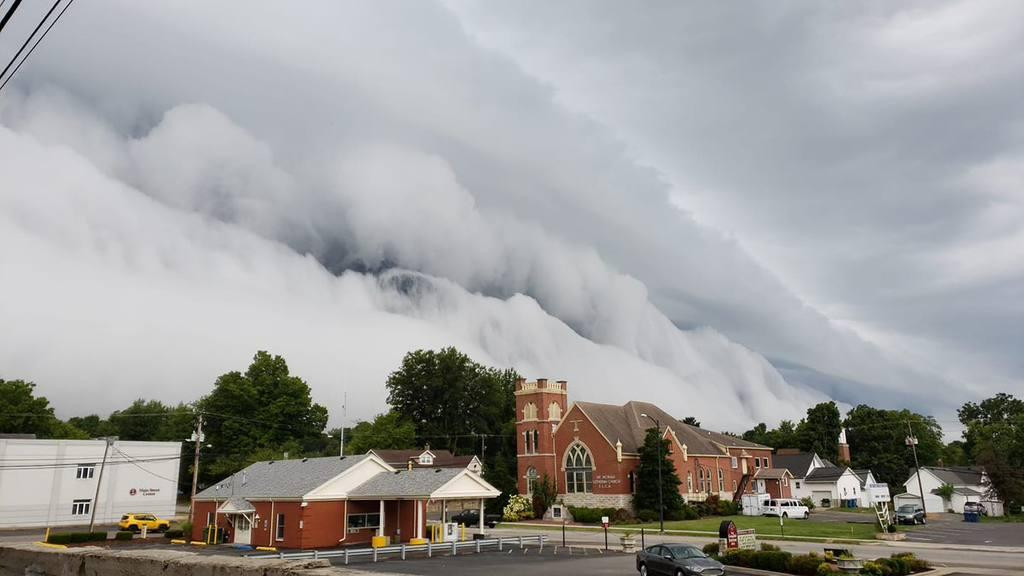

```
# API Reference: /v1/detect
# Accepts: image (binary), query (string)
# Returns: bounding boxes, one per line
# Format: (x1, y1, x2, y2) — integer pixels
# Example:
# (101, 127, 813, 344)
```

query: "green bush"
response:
(720, 549, 792, 572)
(817, 563, 837, 575)
(566, 506, 618, 524)
(717, 499, 739, 516)
(800, 496, 816, 510)
(49, 531, 107, 544)
(114, 531, 133, 541)
(163, 529, 184, 539)
(888, 552, 929, 573)
(611, 508, 634, 524)
(761, 542, 780, 551)
(503, 494, 534, 521)
(682, 503, 700, 520)
(45, 533, 73, 545)
(787, 553, 827, 576)
(636, 508, 658, 522)
(860, 561, 891, 576)
(179, 521, 192, 536)
(702, 542, 720, 556)
(719, 549, 755, 567)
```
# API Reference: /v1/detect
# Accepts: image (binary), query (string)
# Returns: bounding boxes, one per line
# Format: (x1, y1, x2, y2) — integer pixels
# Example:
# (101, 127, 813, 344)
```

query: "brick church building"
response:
(515, 379, 791, 511)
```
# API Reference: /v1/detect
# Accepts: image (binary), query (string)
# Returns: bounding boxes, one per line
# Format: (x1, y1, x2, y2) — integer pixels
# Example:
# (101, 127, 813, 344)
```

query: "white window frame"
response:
(71, 499, 91, 515)
(276, 513, 285, 541)
(347, 513, 381, 530)
(76, 464, 96, 479)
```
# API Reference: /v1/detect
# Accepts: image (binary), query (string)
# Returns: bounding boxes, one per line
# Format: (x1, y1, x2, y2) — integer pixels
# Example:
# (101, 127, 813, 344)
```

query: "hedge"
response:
(720, 549, 793, 573)
(163, 529, 184, 539)
(46, 531, 108, 544)
(566, 506, 633, 524)
(114, 531, 134, 541)
(719, 550, 928, 576)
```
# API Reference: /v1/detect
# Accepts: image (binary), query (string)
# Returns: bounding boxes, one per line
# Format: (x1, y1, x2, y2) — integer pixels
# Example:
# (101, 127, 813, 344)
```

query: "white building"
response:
(0, 436, 181, 529)
(895, 466, 1004, 517)
(774, 448, 871, 508)
(852, 469, 879, 507)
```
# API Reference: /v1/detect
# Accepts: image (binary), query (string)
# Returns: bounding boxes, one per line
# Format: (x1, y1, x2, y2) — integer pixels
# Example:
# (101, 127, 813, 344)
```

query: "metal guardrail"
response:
(247, 534, 548, 564)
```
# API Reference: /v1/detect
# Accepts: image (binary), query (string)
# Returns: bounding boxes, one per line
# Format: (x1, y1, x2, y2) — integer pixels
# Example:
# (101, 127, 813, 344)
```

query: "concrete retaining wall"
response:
(0, 543, 339, 576)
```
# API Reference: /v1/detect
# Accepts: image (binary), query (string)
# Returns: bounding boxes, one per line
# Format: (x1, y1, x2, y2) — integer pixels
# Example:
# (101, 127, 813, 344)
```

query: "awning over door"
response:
(217, 497, 255, 514)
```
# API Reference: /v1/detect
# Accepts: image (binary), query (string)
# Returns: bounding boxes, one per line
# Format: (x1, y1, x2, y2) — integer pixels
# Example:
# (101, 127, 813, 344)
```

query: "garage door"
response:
(812, 491, 832, 507)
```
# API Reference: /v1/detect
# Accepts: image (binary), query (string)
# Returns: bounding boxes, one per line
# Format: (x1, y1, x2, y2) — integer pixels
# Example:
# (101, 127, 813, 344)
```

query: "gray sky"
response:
(1, 1, 1020, 434)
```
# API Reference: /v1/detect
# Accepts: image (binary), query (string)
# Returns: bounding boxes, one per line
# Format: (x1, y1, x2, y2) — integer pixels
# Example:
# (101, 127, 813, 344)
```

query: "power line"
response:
(0, 0, 75, 95)
(0, 0, 23, 35)
(114, 447, 180, 484)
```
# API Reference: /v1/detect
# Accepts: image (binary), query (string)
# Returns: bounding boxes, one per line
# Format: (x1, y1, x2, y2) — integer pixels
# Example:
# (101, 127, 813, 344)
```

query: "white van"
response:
(762, 499, 810, 519)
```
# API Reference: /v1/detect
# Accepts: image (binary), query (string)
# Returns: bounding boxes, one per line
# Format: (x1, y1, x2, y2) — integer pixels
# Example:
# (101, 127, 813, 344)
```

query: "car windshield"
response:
(667, 545, 706, 559)
(897, 505, 916, 512)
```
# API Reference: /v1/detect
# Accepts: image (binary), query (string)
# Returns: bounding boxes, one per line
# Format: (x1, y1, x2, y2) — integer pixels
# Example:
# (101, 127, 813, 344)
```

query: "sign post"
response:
(601, 516, 609, 551)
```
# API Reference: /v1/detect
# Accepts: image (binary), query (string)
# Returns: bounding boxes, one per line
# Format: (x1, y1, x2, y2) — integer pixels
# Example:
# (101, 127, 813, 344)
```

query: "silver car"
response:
(636, 543, 725, 576)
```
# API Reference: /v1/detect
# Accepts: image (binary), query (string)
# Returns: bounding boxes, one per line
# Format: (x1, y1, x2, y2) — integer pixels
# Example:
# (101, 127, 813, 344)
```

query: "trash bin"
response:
(963, 511, 979, 523)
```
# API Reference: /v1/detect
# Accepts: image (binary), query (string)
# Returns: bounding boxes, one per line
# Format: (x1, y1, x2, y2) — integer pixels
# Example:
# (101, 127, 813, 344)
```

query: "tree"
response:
(345, 411, 417, 454)
(941, 440, 969, 467)
(681, 416, 701, 427)
(743, 420, 798, 449)
(66, 414, 116, 438)
(0, 379, 67, 437)
(197, 351, 329, 481)
(634, 427, 685, 520)
(959, 393, 1024, 511)
(844, 405, 943, 487)
(797, 402, 842, 460)
(385, 348, 518, 456)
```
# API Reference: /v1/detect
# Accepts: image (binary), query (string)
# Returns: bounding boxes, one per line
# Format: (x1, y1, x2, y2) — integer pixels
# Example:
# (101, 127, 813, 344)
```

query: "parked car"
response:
(636, 543, 724, 576)
(895, 504, 926, 525)
(118, 513, 170, 532)
(964, 502, 988, 516)
(450, 509, 501, 528)
(762, 498, 810, 519)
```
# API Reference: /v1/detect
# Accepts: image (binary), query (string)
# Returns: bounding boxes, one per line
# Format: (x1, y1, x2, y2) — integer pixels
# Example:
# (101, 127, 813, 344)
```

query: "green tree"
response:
(197, 351, 329, 480)
(0, 379, 65, 437)
(634, 427, 685, 520)
(66, 414, 115, 438)
(941, 440, 969, 467)
(844, 405, 943, 487)
(345, 411, 417, 454)
(742, 420, 799, 449)
(958, 393, 1024, 511)
(681, 416, 701, 427)
(797, 401, 842, 460)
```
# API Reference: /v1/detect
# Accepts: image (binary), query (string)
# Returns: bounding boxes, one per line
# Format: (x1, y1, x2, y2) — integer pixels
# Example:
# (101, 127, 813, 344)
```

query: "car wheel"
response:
(782, 512, 788, 518)
(675, 569, 684, 576)
(158, 524, 168, 532)
(129, 525, 140, 533)
(638, 563, 648, 576)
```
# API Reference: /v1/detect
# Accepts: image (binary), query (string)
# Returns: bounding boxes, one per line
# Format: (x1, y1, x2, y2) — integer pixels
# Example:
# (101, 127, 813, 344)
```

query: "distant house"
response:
(895, 466, 1004, 516)
(367, 446, 483, 474)
(774, 440, 869, 508)
(852, 469, 879, 507)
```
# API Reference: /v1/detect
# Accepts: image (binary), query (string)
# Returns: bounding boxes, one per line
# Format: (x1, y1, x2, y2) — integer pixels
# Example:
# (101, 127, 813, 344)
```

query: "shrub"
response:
(567, 506, 617, 524)
(503, 494, 535, 521)
(114, 531, 133, 541)
(46, 533, 73, 545)
(611, 508, 634, 524)
(761, 542, 780, 551)
(817, 563, 838, 575)
(637, 508, 658, 523)
(179, 521, 192, 536)
(753, 550, 792, 572)
(163, 529, 184, 539)
(787, 552, 827, 576)
(719, 549, 755, 567)
(800, 496, 816, 510)
(717, 499, 739, 516)
(702, 542, 720, 556)
(860, 561, 891, 576)
(682, 503, 700, 520)
(889, 553, 929, 573)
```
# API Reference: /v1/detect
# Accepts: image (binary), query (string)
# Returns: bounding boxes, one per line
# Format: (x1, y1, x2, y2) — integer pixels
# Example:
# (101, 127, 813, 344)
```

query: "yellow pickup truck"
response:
(118, 513, 170, 532)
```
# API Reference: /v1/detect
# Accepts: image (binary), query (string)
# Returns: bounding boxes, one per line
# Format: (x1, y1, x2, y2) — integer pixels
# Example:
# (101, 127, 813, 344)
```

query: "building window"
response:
(523, 402, 538, 421)
(565, 444, 593, 493)
(523, 431, 530, 454)
(754, 457, 761, 469)
(783, 476, 789, 486)
(687, 471, 693, 493)
(76, 464, 96, 479)
(763, 457, 770, 468)
(548, 402, 562, 421)
(718, 468, 725, 492)
(348, 513, 381, 530)
(276, 513, 285, 541)
(418, 453, 433, 465)
(795, 481, 801, 489)
(533, 430, 540, 453)
(698, 468, 705, 492)
(730, 456, 738, 469)
(71, 499, 91, 516)
(629, 471, 636, 494)
(526, 467, 539, 494)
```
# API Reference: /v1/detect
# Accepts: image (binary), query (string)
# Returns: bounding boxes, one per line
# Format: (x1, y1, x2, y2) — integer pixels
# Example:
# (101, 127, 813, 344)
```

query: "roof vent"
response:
(435, 468, 442, 473)
(302, 458, 308, 462)
(268, 461, 274, 465)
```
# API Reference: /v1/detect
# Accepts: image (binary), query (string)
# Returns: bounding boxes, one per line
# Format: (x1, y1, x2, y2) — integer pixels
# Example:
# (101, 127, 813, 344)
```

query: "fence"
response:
(246, 534, 549, 564)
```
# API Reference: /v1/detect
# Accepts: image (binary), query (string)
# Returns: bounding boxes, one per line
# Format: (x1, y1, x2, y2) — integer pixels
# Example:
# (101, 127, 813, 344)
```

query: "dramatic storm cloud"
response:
(1, 1, 1020, 431)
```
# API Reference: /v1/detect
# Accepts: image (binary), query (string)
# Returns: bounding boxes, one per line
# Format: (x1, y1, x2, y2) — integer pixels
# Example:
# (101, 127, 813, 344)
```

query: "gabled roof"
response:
(916, 466, 985, 487)
(772, 452, 818, 479)
(805, 466, 850, 482)
(754, 468, 792, 480)
(570, 400, 768, 455)
(217, 497, 255, 513)
(346, 467, 500, 500)
(367, 449, 478, 469)
(852, 469, 874, 487)
(194, 456, 368, 500)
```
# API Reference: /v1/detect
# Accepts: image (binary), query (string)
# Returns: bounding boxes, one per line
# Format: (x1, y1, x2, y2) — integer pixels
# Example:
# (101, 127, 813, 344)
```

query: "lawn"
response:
(621, 515, 881, 540)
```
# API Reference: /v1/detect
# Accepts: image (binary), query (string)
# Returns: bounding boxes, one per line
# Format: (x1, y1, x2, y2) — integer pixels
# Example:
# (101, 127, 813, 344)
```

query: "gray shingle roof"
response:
(772, 452, 817, 478)
(754, 468, 791, 479)
(805, 466, 849, 482)
(369, 449, 477, 469)
(194, 455, 367, 500)
(348, 468, 463, 498)
(921, 466, 985, 486)
(572, 400, 768, 455)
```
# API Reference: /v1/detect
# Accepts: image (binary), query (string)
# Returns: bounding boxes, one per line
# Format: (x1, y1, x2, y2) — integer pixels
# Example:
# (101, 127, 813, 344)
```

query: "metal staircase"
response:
(733, 473, 751, 503)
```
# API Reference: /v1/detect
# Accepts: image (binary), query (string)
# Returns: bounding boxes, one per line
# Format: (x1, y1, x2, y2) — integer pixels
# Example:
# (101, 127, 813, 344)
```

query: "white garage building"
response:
(0, 436, 181, 529)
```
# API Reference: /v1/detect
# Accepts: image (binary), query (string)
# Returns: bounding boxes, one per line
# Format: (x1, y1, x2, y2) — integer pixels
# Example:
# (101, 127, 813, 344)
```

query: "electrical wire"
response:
(113, 447, 180, 484)
(0, 0, 75, 94)
(0, 0, 22, 35)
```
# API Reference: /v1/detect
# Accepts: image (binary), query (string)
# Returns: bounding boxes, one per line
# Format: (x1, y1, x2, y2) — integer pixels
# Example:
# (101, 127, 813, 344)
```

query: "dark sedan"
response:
(636, 543, 724, 576)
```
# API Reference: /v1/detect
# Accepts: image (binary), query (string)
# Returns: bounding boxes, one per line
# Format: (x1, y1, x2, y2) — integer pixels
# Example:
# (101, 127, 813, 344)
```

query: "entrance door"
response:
(234, 514, 252, 545)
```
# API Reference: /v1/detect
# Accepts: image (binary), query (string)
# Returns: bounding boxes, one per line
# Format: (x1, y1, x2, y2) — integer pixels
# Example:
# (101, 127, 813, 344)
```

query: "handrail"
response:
(246, 534, 548, 563)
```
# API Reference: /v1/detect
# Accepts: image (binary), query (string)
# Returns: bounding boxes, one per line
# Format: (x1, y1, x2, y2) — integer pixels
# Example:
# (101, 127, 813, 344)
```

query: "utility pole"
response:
(339, 392, 347, 457)
(641, 413, 664, 533)
(906, 420, 927, 518)
(88, 436, 116, 533)
(189, 415, 204, 522)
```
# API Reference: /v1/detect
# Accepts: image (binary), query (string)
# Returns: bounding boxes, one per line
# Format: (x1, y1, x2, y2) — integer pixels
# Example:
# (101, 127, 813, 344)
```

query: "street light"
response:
(640, 413, 664, 533)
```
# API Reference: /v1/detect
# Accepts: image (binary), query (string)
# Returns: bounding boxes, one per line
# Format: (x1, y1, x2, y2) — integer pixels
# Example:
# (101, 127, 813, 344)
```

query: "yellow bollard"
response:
(44, 527, 50, 544)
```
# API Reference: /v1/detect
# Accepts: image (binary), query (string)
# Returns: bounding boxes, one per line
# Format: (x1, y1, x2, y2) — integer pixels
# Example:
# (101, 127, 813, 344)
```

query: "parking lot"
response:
(902, 516, 1024, 546)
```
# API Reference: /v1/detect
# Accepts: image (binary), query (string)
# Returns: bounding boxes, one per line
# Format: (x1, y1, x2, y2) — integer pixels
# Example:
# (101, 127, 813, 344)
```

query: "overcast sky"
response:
(1, 1, 1020, 435)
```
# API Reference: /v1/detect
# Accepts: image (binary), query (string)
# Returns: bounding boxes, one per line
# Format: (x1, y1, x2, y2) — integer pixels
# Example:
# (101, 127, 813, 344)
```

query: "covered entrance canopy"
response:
(217, 497, 256, 545)
(349, 468, 501, 540)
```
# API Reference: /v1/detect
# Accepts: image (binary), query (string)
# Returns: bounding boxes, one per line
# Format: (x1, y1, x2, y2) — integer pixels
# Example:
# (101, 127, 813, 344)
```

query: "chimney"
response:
(515, 377, 526, 390)
(838, 428, 851, 464)
(537, 378, 548, 387)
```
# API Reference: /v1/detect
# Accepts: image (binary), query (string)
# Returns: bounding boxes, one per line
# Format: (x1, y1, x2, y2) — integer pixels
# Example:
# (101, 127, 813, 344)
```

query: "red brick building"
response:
(515, 378, 791, 512)
(191, 454, 499, 549)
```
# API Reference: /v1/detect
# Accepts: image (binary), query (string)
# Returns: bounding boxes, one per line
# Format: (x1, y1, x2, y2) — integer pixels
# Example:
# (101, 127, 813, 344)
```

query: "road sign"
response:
(601, 516, 609, 528)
